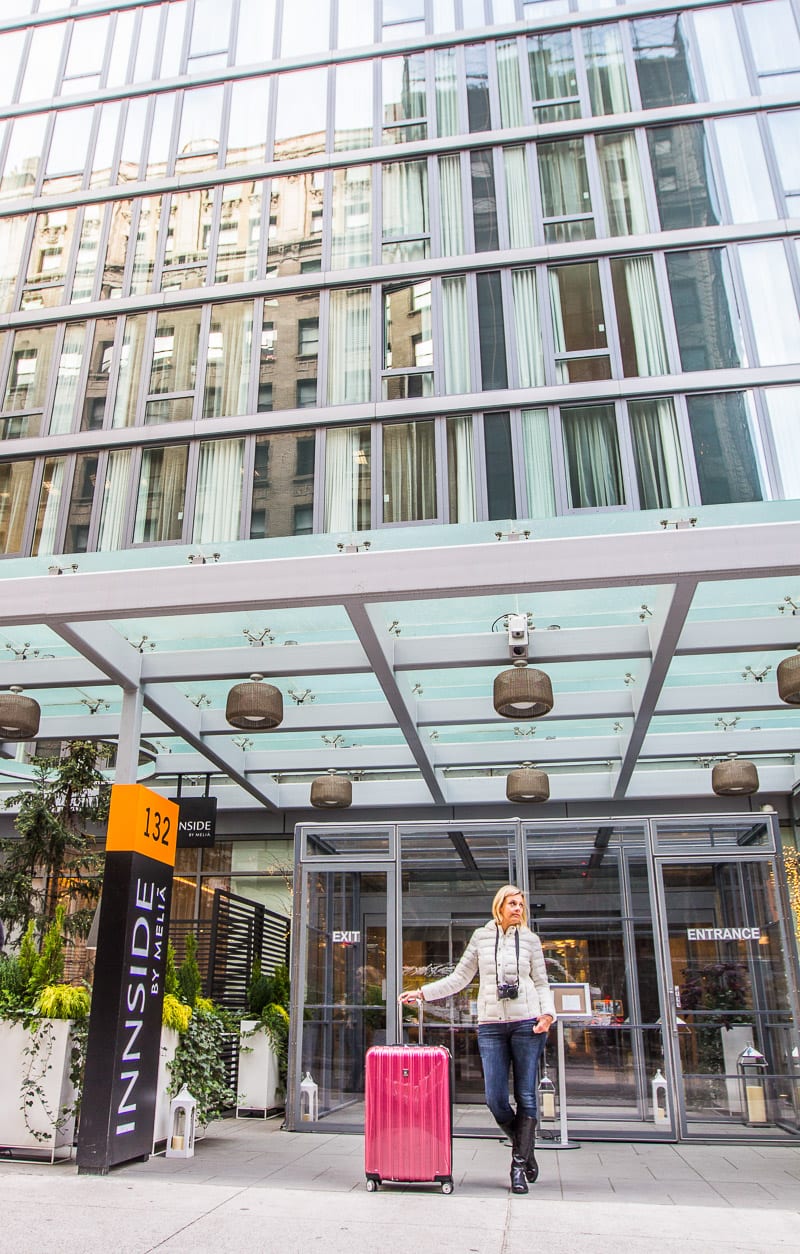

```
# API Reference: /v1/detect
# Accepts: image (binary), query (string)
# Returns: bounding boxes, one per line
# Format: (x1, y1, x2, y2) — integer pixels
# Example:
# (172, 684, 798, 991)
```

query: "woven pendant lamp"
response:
(310, 770, 352, 809)
(0, 686, 41, 740)
(225, 674, 283, 729)
(493, 663, 553, 719)
(506, 765, 550, 803)
(777, 652, 800, 705)
(711, 758, 759, 796)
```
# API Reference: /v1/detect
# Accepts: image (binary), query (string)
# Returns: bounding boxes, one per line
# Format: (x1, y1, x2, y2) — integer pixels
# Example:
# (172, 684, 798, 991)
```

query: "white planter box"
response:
(237, 1021, 280, 1117)
(153, 1026, 181, 1152)
(721, 1024, 754, 1114)
(0, 1019, 78, 1162)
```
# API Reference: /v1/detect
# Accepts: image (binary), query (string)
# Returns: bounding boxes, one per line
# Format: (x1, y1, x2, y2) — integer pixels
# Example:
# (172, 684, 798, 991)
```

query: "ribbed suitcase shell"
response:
(364, 1044, 453, 1190)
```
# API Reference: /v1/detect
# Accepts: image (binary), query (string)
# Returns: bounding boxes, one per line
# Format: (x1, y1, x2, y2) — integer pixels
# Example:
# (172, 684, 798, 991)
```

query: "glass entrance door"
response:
(654, 820, 800, 1139)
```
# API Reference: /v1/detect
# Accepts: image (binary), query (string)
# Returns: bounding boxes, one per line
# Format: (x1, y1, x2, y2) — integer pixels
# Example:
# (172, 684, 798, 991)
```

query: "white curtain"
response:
(97, 449, 131, 550)
(622, 256, 669, 376)
(765, 385, 800, 497)
(521, 408, 556, 518)
(512, 268, 544, 388)
(133, 446, 186, 543)
(327, 288, 371, 404)
(438, 154, 464, 257)
(497, 39, 524, 128)
(194, 438, 244, 542)
(32, 458, 65, 555)
(383, 421, 436, 523)
(49, 323, 87, 435)
(203, 301, 253, 418)
(597, 132, 648, 236)
(383, 160, 428, 244)
(446, 415, 475, 522)
(538, 140, 587, 220)
(0, 460, 34, 554)
(504, 147, 533, 249)
(739, 241, 800, 365)
(714, 117, 776, 222)
(562, 407, 624, 507)
(694, 9, 750, 99)
(435, 48, 459, 136)
(112, 317, 145, 428)
(583, 25, 630, 115)
(629, 398, 688, 509)
(324, 425, 369, 531)
(442, 275, 470, 394)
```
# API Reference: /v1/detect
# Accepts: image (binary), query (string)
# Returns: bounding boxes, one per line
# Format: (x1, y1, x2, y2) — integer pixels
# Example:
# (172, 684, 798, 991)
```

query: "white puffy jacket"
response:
(420, 921, 556, 1024)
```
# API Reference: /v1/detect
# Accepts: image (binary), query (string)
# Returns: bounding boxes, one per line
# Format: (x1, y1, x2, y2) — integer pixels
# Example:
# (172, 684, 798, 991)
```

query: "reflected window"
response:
(383, 281, 433, 400)
(527, 31, 580, 123)
(549, 262, 610, 383)
(562, 404, 625, 508)
(112, 314, 146, 428)
(632, 15, 697, 108)
(477, 271, 508, 390)
(764, 386, 800, 497)
(161, 190, 214, 292)
(693, 7, 750, 101)
(176, 85, 223, 174)
(215, 182, 264, 285)
(648, 123, 720, 230)
(666, 249, 745, 372)
(64, 452, 99, 555)
(471, 150, 499, 250)
(72, 206, 104, 304)
(42, 106, 93, 196)
(767, 111, 800, 215)
(0, 459, 34, 554)
(466, 44, 491, 132)
(383, 160, 429, 262)
(743, 0, 800, 95)
(130, 195, 162, 296)
(484, 411, 515, 519)
(81, 319, 116, 431)
(382, 420, 437, 523)
(383, 53, 427, 144)
(21, 210, 77, 311)
(32, 456, 65, 556)
(687, 393, 763, 504)
(133, 444, 188, 543)
(0, 216, 27, 313)
(188, 0, 233, 71)
(324, 425, 371, 531)
(250, 431, 317, 538)
(597, 132, 648, 236)
(235, 0, 276, 65)
(267, 175, 325, 276)
(2, 327, 57, 428)
(738, 241, 800, 366)
(257, 293, 320, 410)
(0, 113, 47, 201)
(50, 323, 87, 436)
(226, 78, 269, 166)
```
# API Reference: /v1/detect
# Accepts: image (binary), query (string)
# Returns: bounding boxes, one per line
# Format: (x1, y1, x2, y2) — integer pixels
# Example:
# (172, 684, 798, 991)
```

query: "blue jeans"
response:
(477, 1019, 546, 1125)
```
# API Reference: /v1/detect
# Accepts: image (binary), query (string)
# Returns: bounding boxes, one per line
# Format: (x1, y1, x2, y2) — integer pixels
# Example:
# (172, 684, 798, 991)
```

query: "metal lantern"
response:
(493, 664, 554, 719)
(737, 1046, 771, 1126)
(506, 765, 550, 803)
(310, 769, 352, 809)
(0, 686, 41, 740)
(225, 674, 283, 729)
(711, 758, 759, 796)
(777, 653, 800, 705)
(166, 1084, 197, 1157)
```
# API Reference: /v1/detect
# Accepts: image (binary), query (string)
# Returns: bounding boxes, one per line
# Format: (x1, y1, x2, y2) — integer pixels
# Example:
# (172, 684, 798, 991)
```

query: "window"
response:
(383, 53, 427, 144)
(527, 31, 580, 123)
(583, 24, 630, 116)
(466, 44, 491, 132)
(764, 386, 800, 497)
(332, 166, 372, 269)
(133, 444, 188, 543)
(176, 85, 224, 174)
(666, 249, 745, 372)
(742, 0, 800, 94)
(628, 398, 688, 509)
(549, 262, 610, 382)
(324, 425, 371, 530)
(250, 432, 316, 538)
(64, 453, 99, 554)
(145, 307, 202, 424)
(596, 133, 648, 236)
(0, 459, 34, 554)
(383, 282, 433, 399)
(383, 160, 429, 262)
(328, 288, 371, 404)
(382, 420, 437, 523)
(471, 150, 499, 250)
(258, 293, 320, 409)
(538, 138, 594, 243)
(738, 241, 800, 365)
(193, 438, 244, 544)
(687, 392, 762, 503)
(714, 116, 777, 223)
(298, 319, 320, 358)
(161, 190, 214, 292)
(2, 327, 57, 432)
(484, 412, 515, 519)
(267, 174, 325, 276)
(215, 182, 264, 285)
(561, 404, 624, 508)
(610, 256, 669, 377)
(274, 67, 327, 162)
(477, 271, 508, 390)
(632, 15, 697, 109)
(202, 301, 255, 419)
(296, 379, 318, 407)
(768, 111, 800, 214)
(648, 124, 720, 230)
(447, 415, 476, 523)
(32, 457, 66, 556)
(334, 60, 373, 150)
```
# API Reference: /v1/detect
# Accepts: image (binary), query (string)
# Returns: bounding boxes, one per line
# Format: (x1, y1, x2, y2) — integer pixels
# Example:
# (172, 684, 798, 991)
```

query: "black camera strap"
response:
(494, 923, 520, 987)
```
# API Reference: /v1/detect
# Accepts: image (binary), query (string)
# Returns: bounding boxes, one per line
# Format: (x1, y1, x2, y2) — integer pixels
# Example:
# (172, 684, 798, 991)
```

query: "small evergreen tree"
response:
(0, 741, 110, 943)
(177, 933, 202, 1007)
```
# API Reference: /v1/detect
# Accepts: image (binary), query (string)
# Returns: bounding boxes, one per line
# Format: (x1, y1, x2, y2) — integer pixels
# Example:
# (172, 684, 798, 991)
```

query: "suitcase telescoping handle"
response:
(397, 993, 424, 1044)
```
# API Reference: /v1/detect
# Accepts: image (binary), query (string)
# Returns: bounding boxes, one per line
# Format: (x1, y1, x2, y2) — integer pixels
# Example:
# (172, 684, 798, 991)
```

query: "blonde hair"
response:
(491, 884, 527, 927)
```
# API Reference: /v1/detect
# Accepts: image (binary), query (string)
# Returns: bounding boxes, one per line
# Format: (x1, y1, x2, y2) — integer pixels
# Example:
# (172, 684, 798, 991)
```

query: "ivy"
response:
(168, 1003, 238, 1127)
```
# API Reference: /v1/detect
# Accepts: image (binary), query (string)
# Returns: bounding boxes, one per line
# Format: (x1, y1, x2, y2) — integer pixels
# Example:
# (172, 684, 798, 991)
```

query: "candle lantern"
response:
(166, 1084, 197, 1157)
(737, 1045, 771, 1126)
(299, 1070, 319, 1122)
(651, 1069, 669, 1125)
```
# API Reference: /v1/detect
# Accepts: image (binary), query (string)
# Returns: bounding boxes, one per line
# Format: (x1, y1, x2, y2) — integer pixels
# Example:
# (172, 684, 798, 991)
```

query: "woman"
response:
(399, 885, 555, 1194)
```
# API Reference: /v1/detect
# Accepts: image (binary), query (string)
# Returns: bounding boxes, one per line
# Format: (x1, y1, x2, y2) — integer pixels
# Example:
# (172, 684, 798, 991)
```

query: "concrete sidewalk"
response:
(0, 1119, 798, 1254)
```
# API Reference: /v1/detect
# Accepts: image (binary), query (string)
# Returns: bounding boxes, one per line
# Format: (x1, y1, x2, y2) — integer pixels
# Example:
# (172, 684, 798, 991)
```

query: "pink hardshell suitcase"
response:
(364, 1006, 454, 1193)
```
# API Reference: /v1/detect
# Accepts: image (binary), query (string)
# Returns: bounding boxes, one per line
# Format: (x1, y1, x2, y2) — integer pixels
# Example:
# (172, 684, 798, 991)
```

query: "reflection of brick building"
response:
(251, 430, 315, 538)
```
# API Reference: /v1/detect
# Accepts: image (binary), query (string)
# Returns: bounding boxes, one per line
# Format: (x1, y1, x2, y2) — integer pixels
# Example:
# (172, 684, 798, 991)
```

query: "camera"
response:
(497, 982, 519, 1000)
(507, 613, 529, 660)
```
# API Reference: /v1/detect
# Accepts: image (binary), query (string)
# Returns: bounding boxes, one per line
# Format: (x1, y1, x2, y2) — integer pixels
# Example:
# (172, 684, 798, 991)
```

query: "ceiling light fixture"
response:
(225, 674, 283, 729)
(310, 769, 352, 809)
(0, 686, 41, 741)
(776, 650, 800, 705)
(506, 764, 550, 803)
(711, 756, 759, 797)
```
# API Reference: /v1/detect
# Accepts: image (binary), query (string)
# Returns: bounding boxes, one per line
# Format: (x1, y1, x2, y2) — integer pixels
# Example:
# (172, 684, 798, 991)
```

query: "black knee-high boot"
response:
(510, 1115, 537, 1193)
(497, 1119, 515, 1145)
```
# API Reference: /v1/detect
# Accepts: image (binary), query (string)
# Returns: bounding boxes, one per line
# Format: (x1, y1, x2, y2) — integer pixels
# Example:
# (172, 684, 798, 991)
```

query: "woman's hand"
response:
(398, 990, 422, 1005)
(533, 1014, 554, 1034)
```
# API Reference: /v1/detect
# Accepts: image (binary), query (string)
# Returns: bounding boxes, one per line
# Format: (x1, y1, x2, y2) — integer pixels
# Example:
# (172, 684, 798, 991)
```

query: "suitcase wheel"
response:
(366, 1178, 379, 1192)
(442, 1180, 454, 1195)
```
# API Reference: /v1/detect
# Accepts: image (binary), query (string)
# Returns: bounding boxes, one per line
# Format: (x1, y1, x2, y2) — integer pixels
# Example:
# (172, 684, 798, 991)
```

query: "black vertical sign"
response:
(77, 785, 178, 1174)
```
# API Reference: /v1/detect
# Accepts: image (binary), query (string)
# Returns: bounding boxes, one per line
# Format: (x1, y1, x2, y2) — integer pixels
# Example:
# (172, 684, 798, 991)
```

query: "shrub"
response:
(37, 983, 90, 1021)
(162, 993, 192, 1034)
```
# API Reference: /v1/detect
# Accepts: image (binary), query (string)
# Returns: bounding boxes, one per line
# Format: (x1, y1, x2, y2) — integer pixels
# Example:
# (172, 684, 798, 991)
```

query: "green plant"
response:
(259, 1003, 290, 1092)
(164, 940, 179, 997)
(168, 1002, 238, 1126)
(177, 933, 202, 1008)
(37, 983, 90, 1021)
(247, 961, 289, 1018)
(162, 993, 192, 1034)
(0, 740, 110, 942)
(0, 908, 68, 1019)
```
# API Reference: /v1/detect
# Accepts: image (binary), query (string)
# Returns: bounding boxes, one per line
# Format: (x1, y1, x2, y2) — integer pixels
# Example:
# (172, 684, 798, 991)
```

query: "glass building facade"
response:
(0, 0, 798, 558)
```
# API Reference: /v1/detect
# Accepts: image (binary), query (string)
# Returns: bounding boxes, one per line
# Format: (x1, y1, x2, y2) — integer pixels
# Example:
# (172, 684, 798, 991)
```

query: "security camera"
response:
(507, 613, 529, 660)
